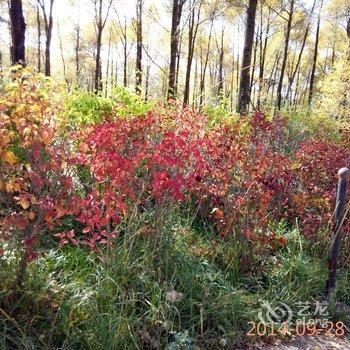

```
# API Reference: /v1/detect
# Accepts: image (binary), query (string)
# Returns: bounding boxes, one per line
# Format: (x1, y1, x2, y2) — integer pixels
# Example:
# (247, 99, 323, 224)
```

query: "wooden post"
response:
(325, 167, 349, 298)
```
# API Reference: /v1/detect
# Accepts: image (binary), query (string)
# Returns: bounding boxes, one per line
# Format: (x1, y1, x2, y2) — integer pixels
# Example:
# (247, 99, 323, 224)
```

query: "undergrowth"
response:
(1, 210, 349, 349)
(1, 67, 350, 349)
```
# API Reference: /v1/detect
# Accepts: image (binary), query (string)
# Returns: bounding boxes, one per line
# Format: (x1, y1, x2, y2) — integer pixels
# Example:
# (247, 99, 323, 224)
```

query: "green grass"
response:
(1, 209, 348, 349)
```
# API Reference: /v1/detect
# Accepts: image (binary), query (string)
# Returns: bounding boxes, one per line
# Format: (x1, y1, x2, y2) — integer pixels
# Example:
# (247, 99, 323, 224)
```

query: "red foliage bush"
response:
(290, 139, 350, 235)
(1, 70, 349, 265)
(189, 112, 350, 240)
(64, 110, 219, 247)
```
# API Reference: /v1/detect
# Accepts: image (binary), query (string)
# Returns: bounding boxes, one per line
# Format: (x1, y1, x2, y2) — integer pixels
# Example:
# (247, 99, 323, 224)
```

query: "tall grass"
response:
(1, 207, 348, 349)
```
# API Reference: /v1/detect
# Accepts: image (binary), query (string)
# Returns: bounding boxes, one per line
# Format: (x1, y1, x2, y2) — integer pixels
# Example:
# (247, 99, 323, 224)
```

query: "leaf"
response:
(19, 198, 30, 210)
(23, 127, 31, 135)
(244, 229, 254, 240)
(31, 172, 44, 188)
(55, 205, 66, 218)
(1, 134, 10, 147)
(211, 207, 224, 219)
(28, 212, 35, 220)
(278, 236, 288, 246)
(138, 226, 151, 236)
(10, 64, 22, 71)
(66, 230, 75, 238)
(59, 238, 68, 247)
(26, 252, 38, 263)
(5, 182, 13, 193)
(3, 151, 17, 165)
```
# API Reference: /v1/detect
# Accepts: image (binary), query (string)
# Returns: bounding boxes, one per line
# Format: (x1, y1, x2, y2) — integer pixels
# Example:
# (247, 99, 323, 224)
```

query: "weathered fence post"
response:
(325, 167, 349, 299)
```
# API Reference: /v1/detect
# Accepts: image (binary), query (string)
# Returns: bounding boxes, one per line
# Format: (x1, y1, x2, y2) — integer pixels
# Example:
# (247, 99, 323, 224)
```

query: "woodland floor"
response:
(246, 335, 350, 349)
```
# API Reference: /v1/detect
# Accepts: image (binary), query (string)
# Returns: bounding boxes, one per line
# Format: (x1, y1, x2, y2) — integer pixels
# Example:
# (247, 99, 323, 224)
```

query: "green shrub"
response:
(202, 99, 239, 127)
(281, 109, 345, 142)
(64, 90, 115, 125)
(111, 86, 155, 117)
(63, 87, 155, 126)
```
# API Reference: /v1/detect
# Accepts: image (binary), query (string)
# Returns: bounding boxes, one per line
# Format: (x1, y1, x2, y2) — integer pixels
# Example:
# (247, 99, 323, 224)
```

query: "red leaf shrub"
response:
(52, 109, 350, 247)
(289, 139, 350, 235)
(1, 70, 349, 266)
(66, 111, 218, 246)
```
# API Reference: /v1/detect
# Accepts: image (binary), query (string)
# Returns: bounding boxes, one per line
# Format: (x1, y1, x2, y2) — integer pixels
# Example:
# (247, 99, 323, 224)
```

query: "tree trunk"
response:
(115, 57, 118, 85)
(37, 0, 54, 76)
(237, 0, 258, 114)
(9, 0, 26, 65)
(267, 51, 279, 102)
(123, 17, 128, 87)
(44, 0, 54, 76)
(293, 64, 301, 106)
(183, 0, 202, 106)
(192, 57, 198, 107)
(347, 19, 350, 61)
(75, 1, 81, 83)
(217, 26, 224, 99)
(199, 17, 214, 108)
(36, 3, 41, 71)
(110, 55, 114, 87)
(57, 20, 68, 85)
(94, 28, 103, 91)
(94, 0, 103, 92)
(249, 29, 258, 107)
(105, 29, 112, 96)
(93, 0, 113, 92)
(175, 32, 182, 96)
(135, 0, 143, 95)
(183, 5, 195, 105)
(287, 26, 309, 101)
(168, 0, 185, 99)
(276, 0, 295, 109)
(236, 28, 240, 108)
(230, 44, 235, 111)
(257, 4, 271, 109)
(44, 23, 52, 75)
(308, 0, 323, 106)
(287, 0, 315, 103)
(145, 64, 150, 101)
(123, 43, 127, 86)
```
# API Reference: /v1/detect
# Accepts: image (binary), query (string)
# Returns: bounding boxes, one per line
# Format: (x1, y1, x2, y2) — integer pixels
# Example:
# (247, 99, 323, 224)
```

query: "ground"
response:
(248, 335, 350, 349)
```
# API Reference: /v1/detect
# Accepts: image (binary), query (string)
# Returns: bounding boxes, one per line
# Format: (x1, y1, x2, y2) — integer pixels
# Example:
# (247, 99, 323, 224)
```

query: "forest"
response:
(0, 0, 350, 349)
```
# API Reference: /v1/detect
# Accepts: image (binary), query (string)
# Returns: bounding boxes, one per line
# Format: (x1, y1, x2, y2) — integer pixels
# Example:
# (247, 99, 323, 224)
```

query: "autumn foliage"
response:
(1, 68, 349, 272)
(0, 68, 72, 268)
